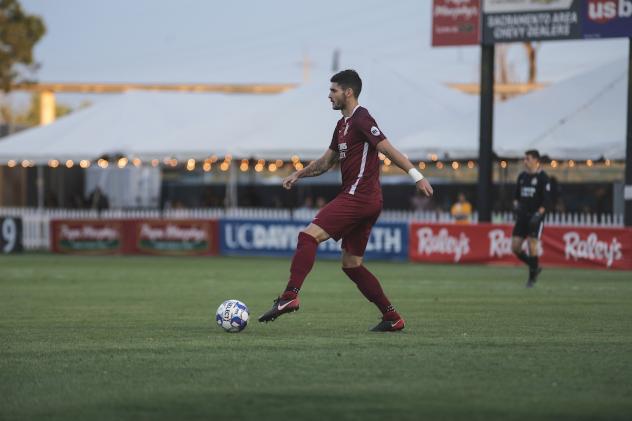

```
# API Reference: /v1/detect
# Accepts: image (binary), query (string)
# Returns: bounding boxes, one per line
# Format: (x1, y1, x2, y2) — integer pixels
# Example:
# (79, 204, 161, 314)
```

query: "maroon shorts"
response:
(311, 194, 382, 256)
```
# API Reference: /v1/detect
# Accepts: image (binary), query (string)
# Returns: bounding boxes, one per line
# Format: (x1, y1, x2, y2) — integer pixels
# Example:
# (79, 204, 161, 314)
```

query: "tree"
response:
(0, 0, 46, 92)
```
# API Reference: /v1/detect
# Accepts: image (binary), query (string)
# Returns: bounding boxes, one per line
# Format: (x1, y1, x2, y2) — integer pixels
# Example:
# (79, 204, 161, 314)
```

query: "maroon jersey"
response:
(329, 106, 386, 201)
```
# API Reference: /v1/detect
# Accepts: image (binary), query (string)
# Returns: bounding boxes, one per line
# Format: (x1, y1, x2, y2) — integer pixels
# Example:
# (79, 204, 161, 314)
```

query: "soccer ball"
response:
(215, 299, 249, 333)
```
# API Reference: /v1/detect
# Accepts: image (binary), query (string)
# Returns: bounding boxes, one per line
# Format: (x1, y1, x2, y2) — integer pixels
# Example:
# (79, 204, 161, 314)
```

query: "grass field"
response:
(1, 255, 631, 420)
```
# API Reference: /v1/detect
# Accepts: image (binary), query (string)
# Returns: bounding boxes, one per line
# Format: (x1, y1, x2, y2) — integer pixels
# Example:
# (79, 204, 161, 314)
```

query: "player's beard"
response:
(331, 98, 344, 110)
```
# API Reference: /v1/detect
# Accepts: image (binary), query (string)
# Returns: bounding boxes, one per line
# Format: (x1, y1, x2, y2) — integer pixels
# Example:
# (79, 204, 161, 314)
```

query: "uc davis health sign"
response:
(409, 223, 632, 270)
(220, 219, 408, 261)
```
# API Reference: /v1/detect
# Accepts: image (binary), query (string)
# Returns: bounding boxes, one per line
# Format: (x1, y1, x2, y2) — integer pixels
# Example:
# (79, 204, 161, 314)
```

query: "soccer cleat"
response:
(370, 317, 405, 332)
(526, 267, 542, 288)
(258, 296, 300, 322)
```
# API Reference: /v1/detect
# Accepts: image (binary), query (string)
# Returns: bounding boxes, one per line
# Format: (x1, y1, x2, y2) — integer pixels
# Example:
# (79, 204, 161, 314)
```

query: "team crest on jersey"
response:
(531, 178, 538, 186)
(370, 126, 381, 136)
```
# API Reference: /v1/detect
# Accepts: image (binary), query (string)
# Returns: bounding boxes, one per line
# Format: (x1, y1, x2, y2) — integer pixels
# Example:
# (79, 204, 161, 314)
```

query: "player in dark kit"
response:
(258, 69, 433, 331)
(511, 150, 551, 288)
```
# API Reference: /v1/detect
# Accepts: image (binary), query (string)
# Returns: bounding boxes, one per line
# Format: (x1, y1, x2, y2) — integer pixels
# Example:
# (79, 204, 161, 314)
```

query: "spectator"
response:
(450, 192, 472, 224)
(88, 187, 109, 211)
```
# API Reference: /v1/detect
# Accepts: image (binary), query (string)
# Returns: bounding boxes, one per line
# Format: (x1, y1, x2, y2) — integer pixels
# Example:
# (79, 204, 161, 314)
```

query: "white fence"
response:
(0, 207, 625, 251)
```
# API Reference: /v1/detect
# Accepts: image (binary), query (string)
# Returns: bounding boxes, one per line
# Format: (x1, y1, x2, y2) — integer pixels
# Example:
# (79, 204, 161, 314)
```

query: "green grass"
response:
(1, 255, 631, 420)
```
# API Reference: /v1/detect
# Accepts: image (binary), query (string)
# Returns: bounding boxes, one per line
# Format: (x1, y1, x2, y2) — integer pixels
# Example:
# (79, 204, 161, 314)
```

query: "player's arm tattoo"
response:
(299, 150, 338, 178)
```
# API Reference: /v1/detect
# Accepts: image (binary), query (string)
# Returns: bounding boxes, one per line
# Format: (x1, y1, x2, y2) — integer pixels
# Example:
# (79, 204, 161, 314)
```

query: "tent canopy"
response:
(0, 58, 626, 163)
(398, 58, 627, 160)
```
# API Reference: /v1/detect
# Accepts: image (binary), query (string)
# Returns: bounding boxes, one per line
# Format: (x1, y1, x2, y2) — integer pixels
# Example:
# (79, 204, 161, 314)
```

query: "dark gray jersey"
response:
(515, 170, 551, 214)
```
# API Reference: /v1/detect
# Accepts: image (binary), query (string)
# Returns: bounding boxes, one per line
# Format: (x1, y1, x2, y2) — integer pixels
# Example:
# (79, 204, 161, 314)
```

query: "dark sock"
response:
(284, 232, 319, 298)
(342, 266, 393, 314)
(515, 251, 530, 265)
(529, 256, 539, 273)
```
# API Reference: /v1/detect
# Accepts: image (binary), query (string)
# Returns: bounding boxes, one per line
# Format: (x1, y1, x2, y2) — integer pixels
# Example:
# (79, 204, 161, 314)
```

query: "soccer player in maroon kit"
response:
(258, 70, 433, 331)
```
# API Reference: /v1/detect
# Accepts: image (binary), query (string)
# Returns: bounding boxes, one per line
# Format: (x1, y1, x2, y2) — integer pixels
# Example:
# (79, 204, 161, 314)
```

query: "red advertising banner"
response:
(128, 219, 219, 256)
(51, 219, 125, 254)
(432, 0, 481, 46)
(51, 219, 219, 256)
(409, 223, 632, 270)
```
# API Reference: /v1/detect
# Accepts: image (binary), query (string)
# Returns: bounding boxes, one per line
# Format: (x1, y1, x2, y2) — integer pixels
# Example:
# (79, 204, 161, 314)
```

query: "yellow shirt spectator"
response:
(451, 193, 472, 224)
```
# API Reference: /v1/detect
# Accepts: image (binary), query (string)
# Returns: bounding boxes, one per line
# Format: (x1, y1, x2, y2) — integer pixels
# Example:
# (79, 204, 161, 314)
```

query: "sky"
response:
(11, 0, 630, 108)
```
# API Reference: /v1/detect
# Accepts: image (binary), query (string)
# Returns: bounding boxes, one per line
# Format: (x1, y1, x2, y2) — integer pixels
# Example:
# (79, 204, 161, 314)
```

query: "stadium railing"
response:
(0, 207, 624, 251)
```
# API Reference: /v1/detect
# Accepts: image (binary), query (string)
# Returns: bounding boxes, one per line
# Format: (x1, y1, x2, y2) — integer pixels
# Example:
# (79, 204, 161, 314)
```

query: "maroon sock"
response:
(342, 265, 393, 314)
(283, 232, 319, 298)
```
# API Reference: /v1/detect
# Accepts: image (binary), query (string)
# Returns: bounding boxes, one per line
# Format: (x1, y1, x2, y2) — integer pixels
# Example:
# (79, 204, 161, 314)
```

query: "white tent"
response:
(398, 58, 628, 160)
(0, 58, 626, 163)
(0, 66, 476, 163)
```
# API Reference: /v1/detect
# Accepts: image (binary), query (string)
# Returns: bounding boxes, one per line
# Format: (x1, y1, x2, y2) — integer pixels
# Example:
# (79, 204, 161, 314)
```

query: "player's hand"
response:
(416, 178, 433, 197)
(282, 172, 300, 190)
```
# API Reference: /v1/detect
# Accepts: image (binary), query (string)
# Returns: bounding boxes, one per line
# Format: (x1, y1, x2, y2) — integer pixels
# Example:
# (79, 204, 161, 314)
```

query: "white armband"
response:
(408, 168, 424, 182)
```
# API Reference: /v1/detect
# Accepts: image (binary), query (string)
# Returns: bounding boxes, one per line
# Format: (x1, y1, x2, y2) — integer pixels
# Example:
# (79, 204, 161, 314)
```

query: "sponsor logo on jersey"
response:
(370, 126, 381, 136)
(521, 186, 536, 197)
(531, 177, 538, 186)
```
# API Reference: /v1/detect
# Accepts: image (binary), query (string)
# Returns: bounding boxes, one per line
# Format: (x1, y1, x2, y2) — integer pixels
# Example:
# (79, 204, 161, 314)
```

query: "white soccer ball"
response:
(215, 299, 249, 333)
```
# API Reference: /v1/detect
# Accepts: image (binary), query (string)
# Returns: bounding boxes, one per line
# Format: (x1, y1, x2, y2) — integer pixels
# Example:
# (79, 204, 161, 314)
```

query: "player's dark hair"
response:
(525, 149, 540, 160)
(330, 69, 362, 98)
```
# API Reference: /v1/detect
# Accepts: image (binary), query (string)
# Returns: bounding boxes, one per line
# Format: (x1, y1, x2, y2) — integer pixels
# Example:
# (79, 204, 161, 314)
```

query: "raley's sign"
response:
(409, 223, 632, 270)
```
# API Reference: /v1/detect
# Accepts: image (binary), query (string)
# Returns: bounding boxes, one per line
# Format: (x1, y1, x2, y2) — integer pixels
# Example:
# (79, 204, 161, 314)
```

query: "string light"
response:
(384, 158, 392, 166)
(268, 163, 278, 172)
(151, 159, 159, 167)
(291, 155, 300, 163)
(430, 154, 438, 162)
(203, 162, 212, 172)
(500, 160, 507, 169)
(210, 155, 218, 163)
(220, 161, 230, 171)
(21, 160, 31, 168)
(418, 162, 426, 170)
(7, 160, 16, 168)
(436, 162, 444, 169)
(254, 162, 264, 172)
(586, 159, 593, 167)
(467, 160, 475, 169)
(294, 162, 304, 170)
(605, 159, 611, 167)
(48, 160, 59, 168)
(275, 159, 283, 167)
(117, 157, 128, 168)
(186, 159, 196, 171)
(452, 161, 459, 170)
(132, 158, 142, 167)
(98, 159, 109, 168)
(79, 160, 90, 168)
(240, 159, 249, 172)
(550, 160, 558, 168)
(568, 160, 575, 168)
